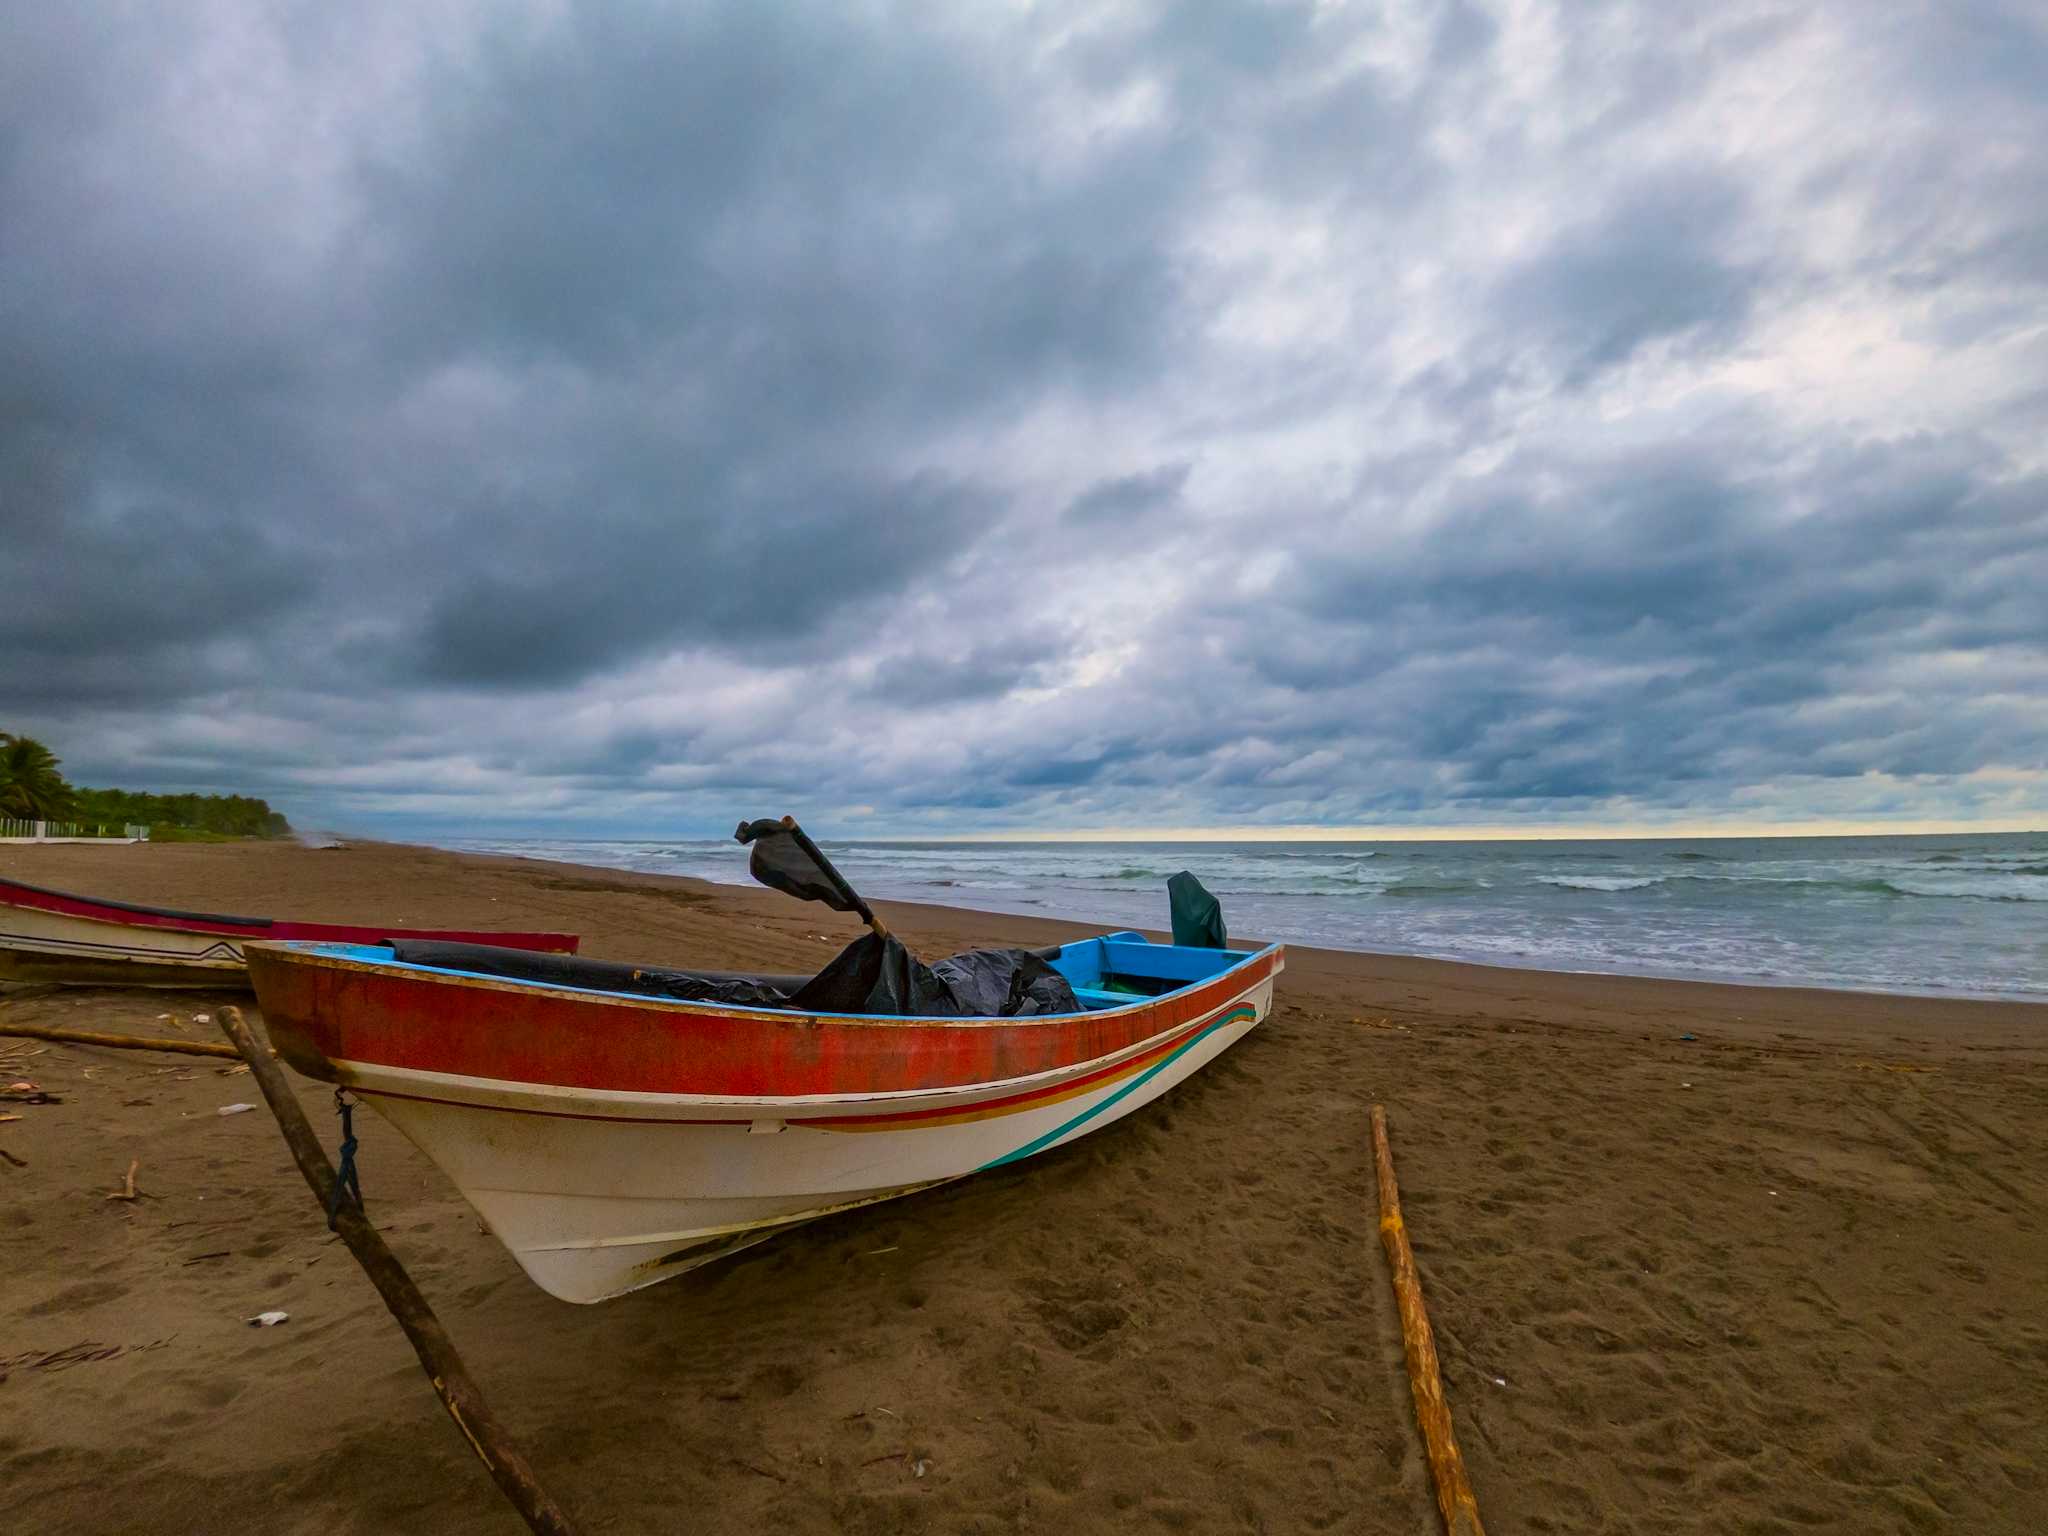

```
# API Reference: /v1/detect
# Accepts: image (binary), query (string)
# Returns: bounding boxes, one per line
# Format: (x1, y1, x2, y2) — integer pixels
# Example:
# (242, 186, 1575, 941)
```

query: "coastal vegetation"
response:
(0, 731, 292, 838)
(0, 733, 68, 820)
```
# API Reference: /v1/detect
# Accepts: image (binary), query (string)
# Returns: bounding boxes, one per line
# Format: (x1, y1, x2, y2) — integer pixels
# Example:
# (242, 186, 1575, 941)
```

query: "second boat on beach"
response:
(0, 874, 579, 988)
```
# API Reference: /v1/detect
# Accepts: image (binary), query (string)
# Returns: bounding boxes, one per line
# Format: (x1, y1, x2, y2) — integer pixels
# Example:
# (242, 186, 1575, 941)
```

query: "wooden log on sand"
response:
(0, 1021, 244, 1059)
(217, 1006, 581, 1536)
(1372, 1104, 1486, 1536)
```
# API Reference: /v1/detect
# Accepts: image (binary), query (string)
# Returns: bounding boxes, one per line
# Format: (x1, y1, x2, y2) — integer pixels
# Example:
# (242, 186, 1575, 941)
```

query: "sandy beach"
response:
(2, 839, 2044, 1534)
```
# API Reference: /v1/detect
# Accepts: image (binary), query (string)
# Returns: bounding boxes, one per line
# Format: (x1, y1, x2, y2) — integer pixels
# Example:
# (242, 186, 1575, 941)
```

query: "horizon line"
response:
(877, 819, 2047, 843)
(408, 818, 2047, 844)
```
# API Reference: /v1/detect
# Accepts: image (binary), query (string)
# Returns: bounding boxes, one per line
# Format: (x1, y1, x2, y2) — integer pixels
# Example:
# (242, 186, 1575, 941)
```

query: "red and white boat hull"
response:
(249, 939, 1282, 1302)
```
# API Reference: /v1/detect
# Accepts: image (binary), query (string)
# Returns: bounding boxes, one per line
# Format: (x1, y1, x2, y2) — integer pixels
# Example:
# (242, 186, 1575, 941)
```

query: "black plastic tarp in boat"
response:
(386, 934, 1079, 1019)
(786, 931, 952, 1015)
(785, 933, 1078, 1017)
(933, 945, 1079, 1017)
(385, 940, 806, 1008)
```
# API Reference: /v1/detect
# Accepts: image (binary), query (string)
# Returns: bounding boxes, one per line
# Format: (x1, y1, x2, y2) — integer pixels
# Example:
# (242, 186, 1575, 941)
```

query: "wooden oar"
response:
(218, 1006, 581, 1536)
(1372, 1104, 1486, 1536)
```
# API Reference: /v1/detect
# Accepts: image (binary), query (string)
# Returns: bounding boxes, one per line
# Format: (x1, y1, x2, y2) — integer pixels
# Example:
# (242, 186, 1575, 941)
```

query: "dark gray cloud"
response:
(1064, 464, 1191, 524)
(1, 405, 315, 706)
(2, 1, 2044, 835)
(864, 632, 1071, 706)
(409, 471, 983, 687)
(1491, 170, 1761, 384)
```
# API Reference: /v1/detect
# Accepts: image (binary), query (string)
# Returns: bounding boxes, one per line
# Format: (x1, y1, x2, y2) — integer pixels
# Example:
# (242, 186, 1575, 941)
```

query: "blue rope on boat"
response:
(326, 1088, 363, 1229)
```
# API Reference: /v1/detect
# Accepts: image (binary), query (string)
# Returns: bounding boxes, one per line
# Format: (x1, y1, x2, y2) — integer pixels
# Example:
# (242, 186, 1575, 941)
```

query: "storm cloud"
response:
(2, 0, 2043, 835)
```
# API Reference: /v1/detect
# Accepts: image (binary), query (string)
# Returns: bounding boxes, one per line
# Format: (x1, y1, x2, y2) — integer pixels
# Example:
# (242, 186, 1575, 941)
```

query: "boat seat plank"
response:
(1071, 985, 1142, 1010)
(1101, 939, 1252, 984)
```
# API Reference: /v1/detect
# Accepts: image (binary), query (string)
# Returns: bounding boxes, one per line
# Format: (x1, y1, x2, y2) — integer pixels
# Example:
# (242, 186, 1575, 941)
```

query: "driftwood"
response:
(216, 1006, 581, 1536)
(1371, 1105, 1486, 1536)
(0, 1022, 243, 1060)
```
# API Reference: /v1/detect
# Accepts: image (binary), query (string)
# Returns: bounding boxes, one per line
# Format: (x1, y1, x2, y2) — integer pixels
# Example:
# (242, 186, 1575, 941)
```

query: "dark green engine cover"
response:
(1167, 870, 1226, 949)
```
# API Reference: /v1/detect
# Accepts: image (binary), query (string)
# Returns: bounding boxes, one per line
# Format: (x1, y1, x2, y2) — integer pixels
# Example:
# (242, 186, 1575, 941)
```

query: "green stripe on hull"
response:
(978, 1006, 1257, 1171)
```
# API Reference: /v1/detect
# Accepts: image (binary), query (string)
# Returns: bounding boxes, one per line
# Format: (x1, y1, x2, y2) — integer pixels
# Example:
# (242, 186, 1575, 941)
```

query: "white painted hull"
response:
(0, 903, 246, 986)
(339, 975, 1273, 1303)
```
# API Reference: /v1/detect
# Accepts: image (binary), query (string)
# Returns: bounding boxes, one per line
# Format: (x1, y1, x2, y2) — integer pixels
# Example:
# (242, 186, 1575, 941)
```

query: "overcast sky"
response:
(4, 1, 2044, 838)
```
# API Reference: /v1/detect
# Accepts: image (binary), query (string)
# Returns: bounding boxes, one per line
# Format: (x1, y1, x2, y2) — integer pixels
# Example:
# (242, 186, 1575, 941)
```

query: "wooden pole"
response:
(1371, 1104, 1486, 1536)
(1, 1021, 243, 1059)
(217, 1006, 581, 1536)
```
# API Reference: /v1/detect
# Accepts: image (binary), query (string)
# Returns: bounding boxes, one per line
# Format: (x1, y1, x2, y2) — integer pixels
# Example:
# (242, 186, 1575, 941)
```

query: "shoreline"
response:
(446, 838, 2048, 1017)
(2, 837, 2045, 1533)
(427, 833, 2048, 1006)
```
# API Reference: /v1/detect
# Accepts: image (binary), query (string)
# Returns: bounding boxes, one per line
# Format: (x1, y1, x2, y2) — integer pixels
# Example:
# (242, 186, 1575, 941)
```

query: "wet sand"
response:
(2, 839, 2044, 1534)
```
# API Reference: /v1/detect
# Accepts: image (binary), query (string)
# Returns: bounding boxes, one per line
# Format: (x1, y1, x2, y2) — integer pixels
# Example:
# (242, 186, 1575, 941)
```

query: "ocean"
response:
(434, 832, 2047, 1001)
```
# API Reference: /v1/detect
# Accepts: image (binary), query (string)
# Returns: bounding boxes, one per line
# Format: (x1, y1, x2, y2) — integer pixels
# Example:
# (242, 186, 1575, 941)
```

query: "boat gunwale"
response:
(0, 873, 275, 932)
(248, 936, 1284, 1031)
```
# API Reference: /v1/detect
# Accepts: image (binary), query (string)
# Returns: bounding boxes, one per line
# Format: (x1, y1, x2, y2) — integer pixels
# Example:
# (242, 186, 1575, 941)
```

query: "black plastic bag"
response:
(933, 947, 1079, 1017)
(789, 932, 954, 1015)
(790, 933, 1080, 1018)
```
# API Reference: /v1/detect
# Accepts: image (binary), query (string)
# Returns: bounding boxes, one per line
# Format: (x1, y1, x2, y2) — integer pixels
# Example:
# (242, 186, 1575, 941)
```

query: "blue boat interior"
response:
(1042, 932, 1263, 1009)
(279, 932, 1268, 1019)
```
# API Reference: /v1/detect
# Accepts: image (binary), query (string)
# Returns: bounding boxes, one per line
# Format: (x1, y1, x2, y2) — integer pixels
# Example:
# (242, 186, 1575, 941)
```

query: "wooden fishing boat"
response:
(0, 875, 578, 988)
(247, 930, 1284, 1302)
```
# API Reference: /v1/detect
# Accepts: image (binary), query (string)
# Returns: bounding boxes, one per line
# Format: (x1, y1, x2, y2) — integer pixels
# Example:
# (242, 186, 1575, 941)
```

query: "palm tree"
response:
(0, 733, 74, 820)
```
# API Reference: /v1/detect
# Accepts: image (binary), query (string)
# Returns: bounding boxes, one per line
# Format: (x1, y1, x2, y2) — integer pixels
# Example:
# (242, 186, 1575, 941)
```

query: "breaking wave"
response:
(1887, 877, 2047, 902)
(1535, 871, 2048, 903)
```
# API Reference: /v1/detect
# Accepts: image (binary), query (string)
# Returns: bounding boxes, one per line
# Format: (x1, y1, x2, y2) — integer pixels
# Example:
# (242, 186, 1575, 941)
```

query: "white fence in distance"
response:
(0, 819, 151, 842)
